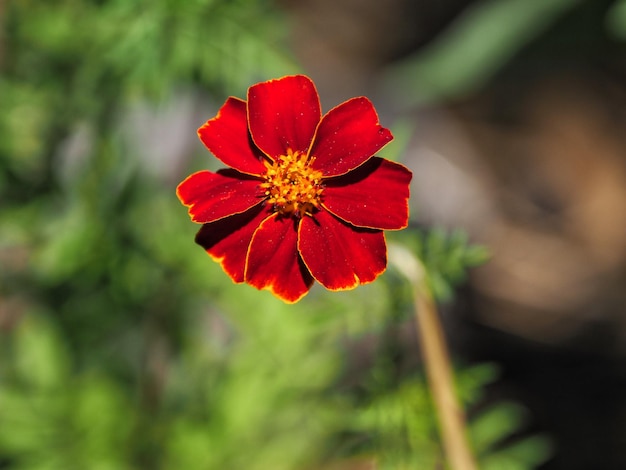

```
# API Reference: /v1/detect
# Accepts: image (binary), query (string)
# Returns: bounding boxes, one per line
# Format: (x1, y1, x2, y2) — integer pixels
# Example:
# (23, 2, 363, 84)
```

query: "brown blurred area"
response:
(282, 0, 626, 468)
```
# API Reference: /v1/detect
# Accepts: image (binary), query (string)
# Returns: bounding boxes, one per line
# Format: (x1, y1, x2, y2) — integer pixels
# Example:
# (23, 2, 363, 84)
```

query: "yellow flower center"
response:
(260, 148, 324, 217)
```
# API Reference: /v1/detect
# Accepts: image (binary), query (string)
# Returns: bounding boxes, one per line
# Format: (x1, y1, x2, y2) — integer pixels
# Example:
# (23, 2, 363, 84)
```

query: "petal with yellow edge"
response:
(177, 169, 264, 224)
(247, 75, 321, 159)
(198, 97, 267, 176)
(298, 210, 387, 291)
(309, 97, 393, 177)
(195, 204, 270, 283)
(245, 213, 314, 303)
(322, 157, 411, 230)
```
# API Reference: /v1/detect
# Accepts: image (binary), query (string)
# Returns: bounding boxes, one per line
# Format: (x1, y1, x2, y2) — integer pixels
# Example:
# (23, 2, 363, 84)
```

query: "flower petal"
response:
(309, 97, 393, 176)
(322, 157, 412, 230)
(198, 97, 267, 176)
(298, 210, 387, 290)
(195, 204, 270, 283)
(247, 75, 321, 159)
(176, 169, 264, 223)
(245, 213, 314, 303)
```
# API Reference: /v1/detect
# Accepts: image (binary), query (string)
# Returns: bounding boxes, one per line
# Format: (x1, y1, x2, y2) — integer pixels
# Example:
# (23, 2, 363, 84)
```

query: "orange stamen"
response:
(260, 149, 324, 217)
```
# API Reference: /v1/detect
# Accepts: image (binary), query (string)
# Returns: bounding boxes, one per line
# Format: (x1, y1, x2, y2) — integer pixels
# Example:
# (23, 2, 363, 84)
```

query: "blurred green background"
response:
(2, 1, 626, 469)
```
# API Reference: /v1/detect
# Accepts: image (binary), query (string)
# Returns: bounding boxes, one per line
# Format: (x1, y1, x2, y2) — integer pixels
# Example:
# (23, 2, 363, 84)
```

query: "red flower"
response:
(177, 75, 412, 303)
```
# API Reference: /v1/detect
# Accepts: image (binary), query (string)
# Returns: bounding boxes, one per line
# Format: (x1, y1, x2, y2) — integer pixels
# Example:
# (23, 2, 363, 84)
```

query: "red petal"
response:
(309, 97, 393, 176)
(247, 75, 321, 159)
(322, 157, 412, 230)
(177, 169, 264, 223)
(198, 97, 267, 176)
(195, 204, 270, 283)
(245, 213, 314, 303)
(298, 210, 387, 290)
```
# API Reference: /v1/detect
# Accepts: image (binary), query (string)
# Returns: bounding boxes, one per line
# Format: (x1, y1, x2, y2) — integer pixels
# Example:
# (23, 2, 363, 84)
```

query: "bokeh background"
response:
(2, 0, 626, 469)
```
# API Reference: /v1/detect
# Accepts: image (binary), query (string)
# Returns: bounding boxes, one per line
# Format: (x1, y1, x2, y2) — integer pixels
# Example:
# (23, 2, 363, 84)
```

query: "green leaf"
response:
(384, 0, 582, 104)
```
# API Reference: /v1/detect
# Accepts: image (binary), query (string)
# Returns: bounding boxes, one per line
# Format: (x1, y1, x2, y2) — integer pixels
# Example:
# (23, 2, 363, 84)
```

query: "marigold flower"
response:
(177, 75, 412, 303)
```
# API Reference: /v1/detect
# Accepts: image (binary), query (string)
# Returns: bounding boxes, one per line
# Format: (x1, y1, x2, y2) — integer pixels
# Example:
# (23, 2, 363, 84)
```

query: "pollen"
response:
(260, 148, 324, 217)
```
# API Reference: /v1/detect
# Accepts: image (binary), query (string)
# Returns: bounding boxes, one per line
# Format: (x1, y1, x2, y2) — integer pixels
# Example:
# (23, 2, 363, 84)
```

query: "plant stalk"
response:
(413, 280, 476, 470)
(389, 244, 477, 470)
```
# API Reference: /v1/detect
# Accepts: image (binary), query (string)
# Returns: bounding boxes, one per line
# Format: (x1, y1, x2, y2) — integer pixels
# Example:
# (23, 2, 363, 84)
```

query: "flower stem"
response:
(389, 245, 477, 470)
